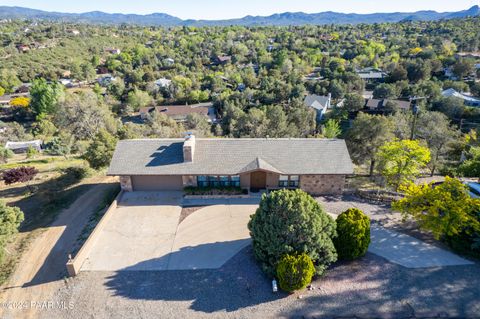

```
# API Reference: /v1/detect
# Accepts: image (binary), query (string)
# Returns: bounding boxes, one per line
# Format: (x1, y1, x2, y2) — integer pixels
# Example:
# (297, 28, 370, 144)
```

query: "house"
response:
(356, 67, 387, 83)
(59, 78, 73, 87)
(364, 98, 411, 113)
(163, 58, 175, 66)
(304, 94, 331, 122)
(107, 135, 354, 195)
(442, 88, 480, 107)
(97, 74, 115, 87)
(212, 55, 232, 65)
(139, 102, 216, 123)
(16, 44, 30, 53)
(5, 140, 42, 154)
(154, 78, 172, 89)
(105, 48, 121, 55)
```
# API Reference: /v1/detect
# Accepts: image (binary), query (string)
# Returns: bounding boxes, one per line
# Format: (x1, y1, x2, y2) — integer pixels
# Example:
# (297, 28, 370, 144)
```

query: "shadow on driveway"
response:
(104, 245, 286, 313)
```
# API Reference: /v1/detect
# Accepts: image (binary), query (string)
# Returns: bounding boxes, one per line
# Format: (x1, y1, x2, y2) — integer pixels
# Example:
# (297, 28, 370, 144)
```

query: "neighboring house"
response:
(212, 55, 232, 65)
(108, 135, 354, 195)
(105, 48, 121, 55)
(356, 67, 387, 83)
(304, 94, 331, 122)
(139, 102, 216, 123)
(364, 98, 411, 113)
(154, 78, 172, 89)
(5, 140, 42, 153)
(444, 67, 457, 80)
(97, 74, 115, 87)
(59, 78, 73, 87)
(442, 88, 480, 107)
(163, 58, 175, 66)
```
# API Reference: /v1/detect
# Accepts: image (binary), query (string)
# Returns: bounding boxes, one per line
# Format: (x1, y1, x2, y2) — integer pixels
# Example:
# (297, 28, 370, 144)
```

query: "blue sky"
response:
(1, 0, 478, 20)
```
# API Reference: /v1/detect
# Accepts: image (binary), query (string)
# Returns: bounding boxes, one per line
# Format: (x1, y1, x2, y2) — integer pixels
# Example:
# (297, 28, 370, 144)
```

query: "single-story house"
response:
(442, 88, 480, 107)
(107, 135, 354, 195)
(139, 102, 216, 122)
(304, 94, 332, 122)
(356, 67, 387, 83)
(154, 78, 172, 89)
(364, 98, 411, 113)
(212, 55, 232, 65)
(5, 140, 42, 153)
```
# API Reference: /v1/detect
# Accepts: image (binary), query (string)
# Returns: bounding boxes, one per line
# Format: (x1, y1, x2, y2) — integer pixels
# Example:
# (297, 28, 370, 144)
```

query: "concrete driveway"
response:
(81, 192, 256, 272)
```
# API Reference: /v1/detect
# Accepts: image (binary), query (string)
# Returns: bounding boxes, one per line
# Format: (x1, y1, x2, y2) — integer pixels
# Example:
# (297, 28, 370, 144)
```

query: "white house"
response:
(304, 94, 332, 122)
(442, 88, 480, 107)
(154, 78, 172, 89)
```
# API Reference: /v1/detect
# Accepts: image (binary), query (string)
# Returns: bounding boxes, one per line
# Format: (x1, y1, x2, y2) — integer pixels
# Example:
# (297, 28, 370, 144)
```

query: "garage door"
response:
(131, 175, 183, 191)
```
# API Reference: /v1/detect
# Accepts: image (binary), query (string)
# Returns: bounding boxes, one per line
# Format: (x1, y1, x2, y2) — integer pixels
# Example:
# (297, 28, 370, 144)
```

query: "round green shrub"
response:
(248, 189, 337, 276)
(334, 208, 370, 260)
(276, 253, 315, 292)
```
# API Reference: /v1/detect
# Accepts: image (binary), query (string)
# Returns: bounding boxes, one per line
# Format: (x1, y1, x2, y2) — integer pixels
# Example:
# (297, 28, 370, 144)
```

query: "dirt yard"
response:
(0, 177, 118, 319)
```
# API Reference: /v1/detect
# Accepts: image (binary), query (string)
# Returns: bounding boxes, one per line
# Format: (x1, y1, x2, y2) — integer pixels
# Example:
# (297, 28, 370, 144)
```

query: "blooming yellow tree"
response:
(377, 139, 431, 190)
(10, 96, 30, 108)
(393, 177, 480, 240)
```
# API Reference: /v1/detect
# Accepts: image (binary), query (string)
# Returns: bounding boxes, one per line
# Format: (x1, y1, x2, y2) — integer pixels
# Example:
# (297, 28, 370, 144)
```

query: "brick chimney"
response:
(183, 134, 195, 162)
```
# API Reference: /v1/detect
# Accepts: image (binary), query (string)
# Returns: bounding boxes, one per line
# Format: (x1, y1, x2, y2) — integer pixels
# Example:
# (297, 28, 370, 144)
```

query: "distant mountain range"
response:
(0, 5, 479, 26)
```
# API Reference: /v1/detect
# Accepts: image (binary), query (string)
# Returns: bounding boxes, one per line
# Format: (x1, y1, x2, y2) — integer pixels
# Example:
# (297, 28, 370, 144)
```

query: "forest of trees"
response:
(1, 16, 480, 178)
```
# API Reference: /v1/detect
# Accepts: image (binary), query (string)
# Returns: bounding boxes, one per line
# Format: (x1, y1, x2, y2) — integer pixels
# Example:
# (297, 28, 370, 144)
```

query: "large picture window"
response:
(208, 175, 219, 187)
(197, 175, 208, 187)
(231, 175, 240, 187)
(289, 175, 299, 187)
(219, 175, 229, 186)
(279, 175, 289, 187)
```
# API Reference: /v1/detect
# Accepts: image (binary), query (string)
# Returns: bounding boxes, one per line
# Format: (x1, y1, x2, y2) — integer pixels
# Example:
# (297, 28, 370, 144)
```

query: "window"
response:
(219, 176, 230, 187)
(231, 175, 240, 187)
(208, 175, 219, 187)
(289, 175, 299, 187)
(197, 175, 208, 187)
(279, 175, 289, 187)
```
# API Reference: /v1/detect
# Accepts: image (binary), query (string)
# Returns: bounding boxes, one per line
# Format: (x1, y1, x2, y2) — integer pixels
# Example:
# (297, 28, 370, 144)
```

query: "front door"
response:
(250, 171, 267, 190)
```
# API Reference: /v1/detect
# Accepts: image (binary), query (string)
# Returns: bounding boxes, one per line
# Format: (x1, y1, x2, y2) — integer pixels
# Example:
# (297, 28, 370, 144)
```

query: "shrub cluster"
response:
(334, 208, 370, 260)
(248, 189, 337, 277)
(0, 201, 24, 262)
(184, 186, 247, 195)
(276, 253, 315, 292)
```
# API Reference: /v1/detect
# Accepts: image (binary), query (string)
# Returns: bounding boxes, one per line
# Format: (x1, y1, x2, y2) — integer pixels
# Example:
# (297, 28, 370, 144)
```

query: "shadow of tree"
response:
(104, 246, 287, 313)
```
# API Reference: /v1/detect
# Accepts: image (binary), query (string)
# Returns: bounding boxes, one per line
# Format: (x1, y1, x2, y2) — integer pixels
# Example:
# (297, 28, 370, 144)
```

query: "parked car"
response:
(467, 182, 480, 199)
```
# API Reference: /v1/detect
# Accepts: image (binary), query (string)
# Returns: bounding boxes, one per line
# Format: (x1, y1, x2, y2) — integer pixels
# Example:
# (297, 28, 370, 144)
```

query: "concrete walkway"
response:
(369, 224, 474, 268)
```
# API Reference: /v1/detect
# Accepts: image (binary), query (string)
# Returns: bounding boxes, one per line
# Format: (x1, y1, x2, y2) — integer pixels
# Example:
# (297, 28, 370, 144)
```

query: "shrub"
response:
(276, 253, 315, 292)
(183, 186, 246, 195)
(61, 166, 91, 181)
(334, 208, 370, 260)
(248, 189, 337, 276)
(2, 166, 38, 185)
(0, 146, 13, 163)
(0, 201, 24, 262)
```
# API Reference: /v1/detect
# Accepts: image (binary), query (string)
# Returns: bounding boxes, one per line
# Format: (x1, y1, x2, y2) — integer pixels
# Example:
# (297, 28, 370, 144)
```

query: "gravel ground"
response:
(30, 195, 480, 319)
(40, 246, 480, 319)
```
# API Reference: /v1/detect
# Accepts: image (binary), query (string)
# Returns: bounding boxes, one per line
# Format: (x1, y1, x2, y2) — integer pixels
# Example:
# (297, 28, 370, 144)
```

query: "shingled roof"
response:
(107, 138, 354, 176)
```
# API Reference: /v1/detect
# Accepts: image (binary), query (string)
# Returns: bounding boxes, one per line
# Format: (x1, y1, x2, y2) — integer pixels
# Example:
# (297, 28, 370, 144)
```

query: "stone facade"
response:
(299, 174, 345, 195)
(119, 176, 133, 192)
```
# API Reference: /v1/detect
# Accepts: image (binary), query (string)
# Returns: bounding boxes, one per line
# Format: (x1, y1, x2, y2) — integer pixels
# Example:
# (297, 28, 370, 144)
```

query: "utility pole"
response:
(409, 96, 426, 140)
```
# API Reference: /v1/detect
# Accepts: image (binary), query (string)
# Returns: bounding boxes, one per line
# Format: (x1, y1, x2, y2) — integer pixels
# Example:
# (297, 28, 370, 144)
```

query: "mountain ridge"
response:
(0, 5, 479, 26)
